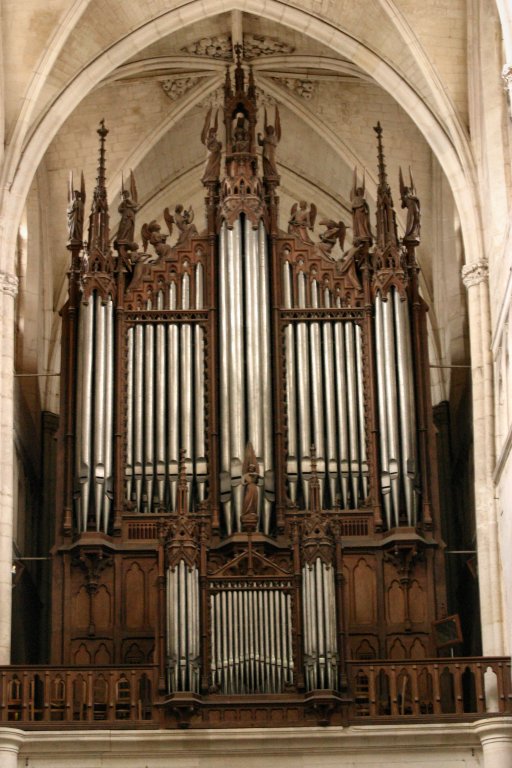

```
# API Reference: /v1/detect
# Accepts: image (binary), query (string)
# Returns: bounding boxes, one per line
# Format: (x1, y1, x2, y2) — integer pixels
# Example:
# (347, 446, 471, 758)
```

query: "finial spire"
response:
(87, 119, 111, 256)
(234, 42, 244, 92)
(373, 122, 398, 248)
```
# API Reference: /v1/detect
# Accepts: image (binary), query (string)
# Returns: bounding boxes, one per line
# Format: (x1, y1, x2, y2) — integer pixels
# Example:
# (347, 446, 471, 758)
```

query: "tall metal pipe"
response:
(394, 289, 417, 524)
(382, 294, 400, 521)
(334, 319, 349, 508)
(103, 297, 114, 532)
(219, 225, 232, 532)
(93, 295, 106, 530)
(296, 273, 311, 508)
(77, 298, 94, 531)
(125, 326, 134, 504)
(283, 262, 298, 501)
(167, 283, 179, 511)
(144, 303, 155, 513)
(375, 294, 392, 526)
(345, 323, 360, 507)
(310, 281, 325, 502)
(258, 222, 273, 533)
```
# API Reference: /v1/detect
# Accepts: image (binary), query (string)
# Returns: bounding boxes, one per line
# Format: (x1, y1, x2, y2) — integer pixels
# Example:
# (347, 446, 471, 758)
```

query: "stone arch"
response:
(0, 0, 482, 274)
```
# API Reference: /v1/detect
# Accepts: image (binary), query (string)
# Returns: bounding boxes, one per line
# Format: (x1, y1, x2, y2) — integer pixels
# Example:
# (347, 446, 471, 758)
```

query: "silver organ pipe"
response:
(375, 287, 418, 526)
(283, 261, 298, 502)
(210, 583, 293, 693)
(296, 272, 311, 508)
(133, 323, 144, 513)
(258, 222, 274, 533)
(166, 561, 200, 692)
(75, 291, 114, 532)
(322, 290, 338, 507)
(144, 299, 155, 512)
(180, 273, 193, 505)
(155, 291, 166, 506)
(302, 559, 337, 690)
(125, 327, 134, 503)
(93, 295, 106, 529)
(103, 298, 114, 531)
(123, 265, 207, 515)
(194, 263, 207, 502)
(219, 218, 274, 533)
(284, 277, 367, 510)
(76, 297, 94, 532)
(167, 282, 179, 511)
(309, 281, 325, 502)
(393, 288, 418, 525)
(219, 225, 233, 532)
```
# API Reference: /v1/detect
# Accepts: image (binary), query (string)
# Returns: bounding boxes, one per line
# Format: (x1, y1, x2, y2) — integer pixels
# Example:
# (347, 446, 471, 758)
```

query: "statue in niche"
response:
(67, 171, 85, 244)
(164, 204, 198, 246)
(350, 168, 373, 244)
(399, 167, 420, 242)
(317, 218, 348, 258)
(288, 201, 317, 244)
(201, 107, 222, 182)
(258, 106, 281, 177)
(116, 171, 139, 246)
(241, 442, 260, 532)
(232, 112, 250, 153)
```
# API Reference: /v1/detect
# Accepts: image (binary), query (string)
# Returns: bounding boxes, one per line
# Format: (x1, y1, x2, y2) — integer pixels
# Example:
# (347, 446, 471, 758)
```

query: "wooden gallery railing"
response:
(346, 658, 512, 719)
(0, 659, 510, 726)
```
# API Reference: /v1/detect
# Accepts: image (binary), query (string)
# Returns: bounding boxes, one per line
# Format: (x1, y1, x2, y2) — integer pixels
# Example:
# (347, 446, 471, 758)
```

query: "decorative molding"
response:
(271, 77, 316, 100)
(244, 34, 295, 59)
(160, 76, 201, 101)
(181, 34, 232, 59)
(0, 271, 19, 297)
(181, 33, 294, 60)
(462, 258, 489, 288)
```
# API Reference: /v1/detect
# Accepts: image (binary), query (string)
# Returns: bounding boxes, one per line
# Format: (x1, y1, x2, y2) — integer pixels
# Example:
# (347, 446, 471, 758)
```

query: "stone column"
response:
(0, 728, 23, 768)
(462, 259, 505, 655)
(476, 718, 512, 768)
(0, 270, 18, 664)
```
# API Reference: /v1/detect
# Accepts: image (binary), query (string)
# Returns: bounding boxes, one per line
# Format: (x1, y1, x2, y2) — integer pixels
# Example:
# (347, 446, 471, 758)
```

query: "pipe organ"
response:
(52, 56, 446, 727)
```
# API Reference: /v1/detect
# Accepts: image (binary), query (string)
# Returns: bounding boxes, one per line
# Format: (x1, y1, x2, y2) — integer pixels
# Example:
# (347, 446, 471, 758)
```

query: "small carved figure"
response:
(66, 171, 85, 244)
(258, 106, 281, 177)
(116, 171, 139, 245)
(350, 168, 372, 244)
(164, 204, 198, 246)
(241, 442, 260, 532)
(201, 107, 222, 182)
(399, 166, 420, 242)
(318, 218, 348, 257)
(232, 112, 250, 152)
(129, 220, 172, 290)
(288, 201, 317, 244)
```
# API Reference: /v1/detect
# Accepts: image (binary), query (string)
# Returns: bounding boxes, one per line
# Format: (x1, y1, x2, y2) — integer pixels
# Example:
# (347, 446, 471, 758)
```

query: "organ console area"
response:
(51, 49, 447, 727)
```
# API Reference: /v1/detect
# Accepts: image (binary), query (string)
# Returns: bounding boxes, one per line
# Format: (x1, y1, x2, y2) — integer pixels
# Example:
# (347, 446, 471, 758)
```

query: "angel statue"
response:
(318, 218, 349, 258)
(164, 204, 198, 246)
(66, 171, 85, 244)
(350, 167, 372, 244)
(116, 171, 139, 246)
(201, 107, 222, 183)
(257, 106, 281, 178)
(241, 442, 261, 532)
(288, 200, 316, 244)
(128, 220, 172, 290)
(399, 166, 420, 242)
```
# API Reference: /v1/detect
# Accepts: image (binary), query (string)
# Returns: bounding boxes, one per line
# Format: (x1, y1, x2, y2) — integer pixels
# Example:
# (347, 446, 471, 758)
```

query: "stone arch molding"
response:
(0, 0, 482, 273)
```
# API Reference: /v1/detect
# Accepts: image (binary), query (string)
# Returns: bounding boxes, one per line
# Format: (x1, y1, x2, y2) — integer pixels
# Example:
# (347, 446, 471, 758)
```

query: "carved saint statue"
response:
(350, 168, 372, 244)
(241, 442, 260, 532)
(164, 204, 198, 246)
(318, 219, 348, 258)
(66, 171, 85, 244)
(258, 106, 281, 178)
(116, 171, 139, 245)
(201, 107, 222, 182)
(288, 201, 317, 244)
(399, 167, 420, 242)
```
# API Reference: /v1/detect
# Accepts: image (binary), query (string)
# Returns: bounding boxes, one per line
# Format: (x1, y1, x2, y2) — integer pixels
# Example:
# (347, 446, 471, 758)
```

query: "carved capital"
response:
(502, 64, 512, 89)
(0, 270, 19, 297)
(461, 258, 488, 289)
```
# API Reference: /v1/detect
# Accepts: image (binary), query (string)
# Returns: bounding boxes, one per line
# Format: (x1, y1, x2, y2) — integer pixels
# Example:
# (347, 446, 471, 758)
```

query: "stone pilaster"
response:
(462, 258, 505, 654)
(0, 270, 18, 664)
(476, 718, 512, 768)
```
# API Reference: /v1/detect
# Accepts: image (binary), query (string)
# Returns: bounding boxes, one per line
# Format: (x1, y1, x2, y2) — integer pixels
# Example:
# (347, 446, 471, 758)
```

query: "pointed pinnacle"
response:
(373, 121, 389, 192)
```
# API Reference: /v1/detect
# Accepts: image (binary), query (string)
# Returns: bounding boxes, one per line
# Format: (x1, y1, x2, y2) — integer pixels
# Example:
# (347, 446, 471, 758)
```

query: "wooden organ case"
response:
(52, 56, 446, 727)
